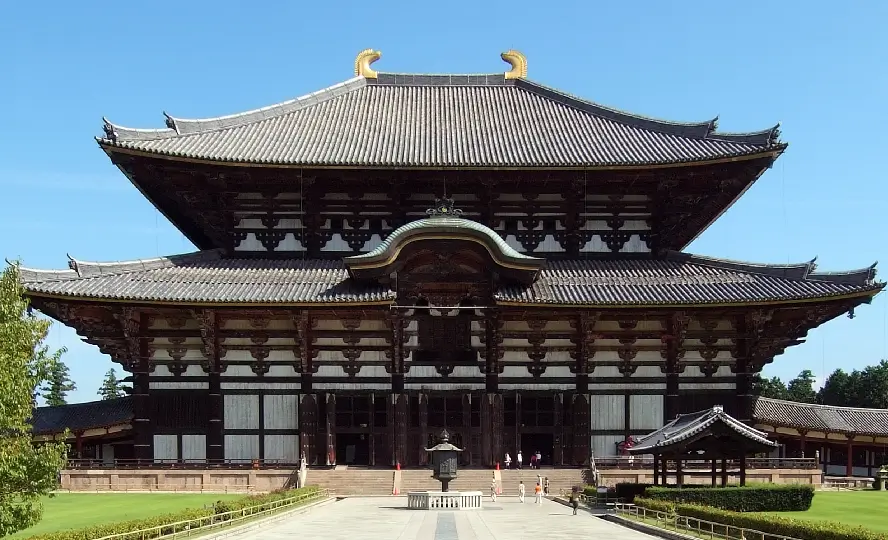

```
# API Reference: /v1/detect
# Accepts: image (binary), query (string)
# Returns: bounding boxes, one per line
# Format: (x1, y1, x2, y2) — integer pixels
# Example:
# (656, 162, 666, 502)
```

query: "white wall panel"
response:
(149, 382, 209, 390)
(592, 434, 624, 458)
(221, 382, 301, 390)
(153, 435, 178, 461)
(224, 395, 260, 429)
(182, 435, 207, 462)
(590, 394, 625, 430)
(264, 435, 300, 463)
(629, 395, 664, 430)
(264, 395, 298, 430)
(224, 435, 260, 462)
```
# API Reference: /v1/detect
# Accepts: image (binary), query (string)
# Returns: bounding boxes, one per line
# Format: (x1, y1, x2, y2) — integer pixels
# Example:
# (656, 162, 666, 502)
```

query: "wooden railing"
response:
(593, 457, 818, 470)
(615, 502, 802, 540)
(66, 458, 301, 469)
(95, 489, 328, 540)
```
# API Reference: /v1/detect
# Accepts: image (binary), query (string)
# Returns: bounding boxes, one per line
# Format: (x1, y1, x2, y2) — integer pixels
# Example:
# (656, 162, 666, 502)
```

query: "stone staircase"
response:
(307, 467, 588, 496)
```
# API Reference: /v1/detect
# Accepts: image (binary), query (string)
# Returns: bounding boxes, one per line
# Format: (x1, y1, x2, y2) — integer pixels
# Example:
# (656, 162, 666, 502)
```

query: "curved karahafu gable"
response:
(97, 51, 784, 168)
(343, 199, 546, 285)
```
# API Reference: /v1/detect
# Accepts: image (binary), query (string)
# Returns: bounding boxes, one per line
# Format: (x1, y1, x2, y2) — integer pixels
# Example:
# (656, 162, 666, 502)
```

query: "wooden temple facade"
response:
(18, 50, 883, 469)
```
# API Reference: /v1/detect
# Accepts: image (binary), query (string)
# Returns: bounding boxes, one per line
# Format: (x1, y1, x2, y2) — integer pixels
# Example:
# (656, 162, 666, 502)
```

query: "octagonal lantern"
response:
(425, 429, 463, 492)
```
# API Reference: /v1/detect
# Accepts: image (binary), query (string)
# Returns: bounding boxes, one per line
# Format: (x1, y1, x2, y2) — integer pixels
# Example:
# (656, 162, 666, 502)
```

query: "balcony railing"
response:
(593, 457, 818, 470)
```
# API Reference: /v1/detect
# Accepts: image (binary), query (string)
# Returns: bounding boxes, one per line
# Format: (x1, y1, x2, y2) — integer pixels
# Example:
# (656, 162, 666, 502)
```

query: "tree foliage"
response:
(98, 369, 126, 400)
(753, 374, 789, 400)
(0, 264, 68, 536)
(755, 361, 888, 409)
(786, 369, 817, 403)
(40, 359, 76, 407)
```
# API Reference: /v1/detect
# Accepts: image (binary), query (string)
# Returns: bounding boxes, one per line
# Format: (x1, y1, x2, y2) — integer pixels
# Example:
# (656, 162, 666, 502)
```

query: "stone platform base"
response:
(407, 491, 483, 510)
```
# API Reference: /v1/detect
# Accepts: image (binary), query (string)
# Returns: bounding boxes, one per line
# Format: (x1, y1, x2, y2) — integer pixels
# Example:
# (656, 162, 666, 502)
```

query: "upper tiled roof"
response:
(30, 397, 133, 435)
(99, 73, 784, 168)
(630, 405, 777, 454)
(15, 249, 881, 306)
(753, 397, 888, 436)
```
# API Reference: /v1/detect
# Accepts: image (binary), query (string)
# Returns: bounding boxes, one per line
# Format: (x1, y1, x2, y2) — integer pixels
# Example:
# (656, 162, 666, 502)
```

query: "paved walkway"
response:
(226, 497, 656, 540)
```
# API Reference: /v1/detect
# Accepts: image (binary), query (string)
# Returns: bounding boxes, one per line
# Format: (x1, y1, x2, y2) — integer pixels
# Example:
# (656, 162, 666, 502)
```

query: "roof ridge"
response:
(667, 251, 818, 280)
(21, 250, 224, 282)
(101, 77, 368, 142)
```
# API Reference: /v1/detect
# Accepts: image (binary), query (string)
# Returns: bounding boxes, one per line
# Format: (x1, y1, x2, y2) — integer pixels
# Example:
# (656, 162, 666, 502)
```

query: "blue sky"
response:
(2, 1, 886, 403)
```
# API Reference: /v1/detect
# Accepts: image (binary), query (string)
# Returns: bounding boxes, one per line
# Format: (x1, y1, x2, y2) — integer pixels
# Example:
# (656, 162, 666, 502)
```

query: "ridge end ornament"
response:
(501, 50, 527, 80)
(426, 197, 463, 218)
(355, 49, 382, 79)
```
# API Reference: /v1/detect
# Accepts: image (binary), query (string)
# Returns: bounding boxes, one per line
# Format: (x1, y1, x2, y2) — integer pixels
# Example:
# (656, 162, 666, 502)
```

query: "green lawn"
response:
(759, 490, 888, 533)
(10, 493, 242, 539)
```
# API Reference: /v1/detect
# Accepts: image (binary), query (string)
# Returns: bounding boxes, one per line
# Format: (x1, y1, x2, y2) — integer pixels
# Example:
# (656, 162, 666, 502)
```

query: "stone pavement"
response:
(225, 496, 657, 540)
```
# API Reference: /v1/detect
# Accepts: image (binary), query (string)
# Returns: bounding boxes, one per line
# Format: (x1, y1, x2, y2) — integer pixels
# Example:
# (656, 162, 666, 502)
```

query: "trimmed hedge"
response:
(614, 482, 653, 502)
(634, 498, 888, 540)
(644, 483, 814, 512)
(23, 486, 322, 540)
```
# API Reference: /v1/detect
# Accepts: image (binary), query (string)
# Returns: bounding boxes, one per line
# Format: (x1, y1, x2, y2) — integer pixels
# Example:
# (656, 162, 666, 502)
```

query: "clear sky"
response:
(2, 1, 887, 404)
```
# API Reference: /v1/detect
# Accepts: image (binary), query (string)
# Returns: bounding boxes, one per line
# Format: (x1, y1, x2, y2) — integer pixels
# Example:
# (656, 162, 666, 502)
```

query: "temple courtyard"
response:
(221, 497, 655, 540)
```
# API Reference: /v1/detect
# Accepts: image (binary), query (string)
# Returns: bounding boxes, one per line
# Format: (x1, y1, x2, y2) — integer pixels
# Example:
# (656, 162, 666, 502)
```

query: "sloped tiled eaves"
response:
(753, 397, 888, 436)
(110, 85, 769, 167)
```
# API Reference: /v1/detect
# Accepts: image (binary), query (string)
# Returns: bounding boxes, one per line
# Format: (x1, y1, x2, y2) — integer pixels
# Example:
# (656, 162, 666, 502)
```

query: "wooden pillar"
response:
(740, 454, 747, 486)
(711, 459, 717, 486)
(325, 393, 336, 465)
(721, 458, 728, 487)
(554, 393, 564, 466)
(846, 439, 854, 477)
(368, 394, 376, 467)
(391, 394, 407, 467)
(653, 455, 660, 486)
(207, 371, 223, 462)
(573, 394, 591, 466)
(481, 393, 504, 467)
(484, 311, 501, 394)
(676, 456, 683, 487)
(132, 370, 152, 463)
(462, 393, 472, 466)
(299, 394, 318, 465)
(75, 432, 84, 459)
(799, 431, 807, 458)
(514, 391, 522, 459)
(419, 393, 428, 466)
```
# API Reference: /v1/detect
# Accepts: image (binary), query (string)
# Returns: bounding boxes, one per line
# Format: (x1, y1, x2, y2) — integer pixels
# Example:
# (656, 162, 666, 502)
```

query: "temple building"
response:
(18, 50, 882, 469)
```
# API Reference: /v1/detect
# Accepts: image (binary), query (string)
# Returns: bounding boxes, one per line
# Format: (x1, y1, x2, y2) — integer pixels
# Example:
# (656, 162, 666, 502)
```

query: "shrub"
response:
(644, 483, 813, 512)
(613, 483, 653, 502)
(23, 486, 322, 540)
(634, 498, 888, 540)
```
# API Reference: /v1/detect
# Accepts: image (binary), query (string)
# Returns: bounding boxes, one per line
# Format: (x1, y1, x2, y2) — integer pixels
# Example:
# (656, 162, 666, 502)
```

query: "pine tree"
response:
(98, 368, 125, 400)
(0, 264, 68, 535)
(40, 358, 76, 407)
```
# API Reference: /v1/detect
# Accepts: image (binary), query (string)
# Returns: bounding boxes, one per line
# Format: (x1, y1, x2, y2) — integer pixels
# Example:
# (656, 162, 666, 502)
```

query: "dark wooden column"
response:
(720, 458, 728, 486)
(653, 455, 660, 486)
(799, 430, 807, 458)
(419, 393, 428, 466)
(554, 393, 564, 466)
(711, 459, 717, 486)
(462, 393, 472, 466)
(846, 438, 854, 477)
(299, 394, 318, 465)
(325, 393, 336, 465)
(196, 309, 223, 463)
(121, 307, 152, 463)
(676, 456, 684, 487)
(484, 311, 502, 393)
(663, 313, 688, 422)
(391, 393, 407, 467)
(740, 454, 747, 486)
(573, 394, 590, 466)
(481, 393, 504, 467)
(368, 394, 376, 467)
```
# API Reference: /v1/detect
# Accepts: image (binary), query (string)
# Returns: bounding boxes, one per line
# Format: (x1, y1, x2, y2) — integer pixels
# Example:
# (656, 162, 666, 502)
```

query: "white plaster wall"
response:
(592, 434, 624, 458)
(264, 435, 300, 463)
(264, 395, 298, 430)
(153, 435, 177, 461)
(149, 382, 209, 390)
(629, 395, 664, 430)
(224, 435, 260, 462)
(591, 394, 624, 430)
(152, 364, 206, 377)
(224, 395, 259, 429)
(221, 382, 301, 390)
(182, 435, 207, 462)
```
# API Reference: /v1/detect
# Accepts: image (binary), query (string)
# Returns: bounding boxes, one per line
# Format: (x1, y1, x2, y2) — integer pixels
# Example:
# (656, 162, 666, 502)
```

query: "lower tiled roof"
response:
(30, 397, 133, 435)
(16, 249, 881, 306)
(753, 397, 888, 436)
(630, 405, 776, 453)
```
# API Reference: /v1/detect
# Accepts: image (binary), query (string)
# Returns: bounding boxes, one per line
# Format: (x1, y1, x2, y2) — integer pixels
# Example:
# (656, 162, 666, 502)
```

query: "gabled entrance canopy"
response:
(343, 198, 546, 285)
(629, 405, 777, 486)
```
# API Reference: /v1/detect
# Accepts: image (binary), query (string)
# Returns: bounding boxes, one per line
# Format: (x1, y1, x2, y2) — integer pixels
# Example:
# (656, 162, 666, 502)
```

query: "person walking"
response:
(517, 450, 523, 470)
(570, 490, 579, 515)
(544, 477, 550, 495)
(504, 452, 512, 469)
(534, 482, 543, 505)
(518, 481, 526, 503)
(490, 476, 498, 502)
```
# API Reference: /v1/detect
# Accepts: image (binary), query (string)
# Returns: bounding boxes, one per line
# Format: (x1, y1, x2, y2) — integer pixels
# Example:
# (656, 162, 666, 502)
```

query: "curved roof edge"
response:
(98, 72, 783, 150)
(343, 215, 545, 278)
(753, 396, 888, 437)
(17, 249, 225, 281)
(30, 396, 134, 435)
(630, 405, 776, 453)
(666, 252, 880, 286)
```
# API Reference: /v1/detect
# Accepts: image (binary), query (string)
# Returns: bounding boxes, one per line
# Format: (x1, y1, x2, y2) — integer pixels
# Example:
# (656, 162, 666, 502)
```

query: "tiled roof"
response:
(16, 249, 881, 306)
(753, 397, 888, 436)
(99, 74, 784, 168)
(630, 405, 777, 454)
(30, 397, 133, 435)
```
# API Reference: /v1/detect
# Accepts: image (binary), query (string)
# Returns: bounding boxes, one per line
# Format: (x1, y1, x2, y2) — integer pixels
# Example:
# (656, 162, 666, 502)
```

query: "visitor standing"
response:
(544, 477, 550, 495)
(518, 481, 526, 503)
(517, 450, 523, 469)
(534, 482, 542, 505)
(530, 453, 537, 469)
(490, 476, 498, 502)
(505, 452, 512, 469)
(536, 450, 542, 468)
